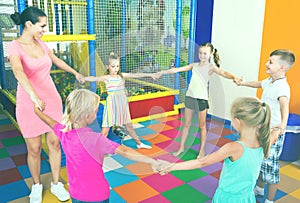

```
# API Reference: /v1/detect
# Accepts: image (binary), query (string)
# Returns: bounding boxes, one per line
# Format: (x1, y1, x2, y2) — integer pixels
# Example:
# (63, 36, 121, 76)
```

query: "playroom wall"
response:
(208, 0, 266, 120)
(257, 0, 300, 115)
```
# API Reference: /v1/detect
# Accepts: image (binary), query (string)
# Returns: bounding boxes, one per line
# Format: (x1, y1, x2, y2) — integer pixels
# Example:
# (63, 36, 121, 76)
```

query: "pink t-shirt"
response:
(53, 123, 120, 201)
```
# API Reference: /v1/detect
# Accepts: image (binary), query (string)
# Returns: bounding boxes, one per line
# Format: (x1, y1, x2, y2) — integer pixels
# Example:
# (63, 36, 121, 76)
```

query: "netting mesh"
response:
(1, 0, 192, 105)
(93, 0, 191, 103)
(1, 0, 18, 92)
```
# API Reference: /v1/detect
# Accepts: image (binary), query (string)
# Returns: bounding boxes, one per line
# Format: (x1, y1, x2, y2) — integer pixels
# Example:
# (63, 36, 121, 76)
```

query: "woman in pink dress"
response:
(7, 7, 84, 203)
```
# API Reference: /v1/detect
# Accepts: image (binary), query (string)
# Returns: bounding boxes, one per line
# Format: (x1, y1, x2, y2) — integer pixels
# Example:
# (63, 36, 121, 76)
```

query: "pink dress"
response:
(7, 40, 62, 138)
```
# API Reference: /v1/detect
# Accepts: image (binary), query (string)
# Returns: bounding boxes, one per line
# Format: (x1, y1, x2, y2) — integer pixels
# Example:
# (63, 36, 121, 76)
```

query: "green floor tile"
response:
(2, 136, 25, 147)
(176, 125, 200, 135)
(0, 148, 9, 158)
(162, 184, 210, 203)
(178, 148, 199, 161)
(170, 168, 207, 183)
(174, 134, 200, 147)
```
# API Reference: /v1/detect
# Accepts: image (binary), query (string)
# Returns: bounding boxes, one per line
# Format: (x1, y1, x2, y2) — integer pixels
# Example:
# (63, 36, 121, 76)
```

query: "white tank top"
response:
(186, 63, 210, 100)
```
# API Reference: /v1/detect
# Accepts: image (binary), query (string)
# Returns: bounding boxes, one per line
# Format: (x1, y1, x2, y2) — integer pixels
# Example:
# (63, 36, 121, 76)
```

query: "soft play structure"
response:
(0, 0, 214, 125)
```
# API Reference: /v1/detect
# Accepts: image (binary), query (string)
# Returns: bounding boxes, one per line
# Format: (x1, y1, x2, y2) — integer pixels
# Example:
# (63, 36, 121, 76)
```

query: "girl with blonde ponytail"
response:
(156, 97, 272, 203)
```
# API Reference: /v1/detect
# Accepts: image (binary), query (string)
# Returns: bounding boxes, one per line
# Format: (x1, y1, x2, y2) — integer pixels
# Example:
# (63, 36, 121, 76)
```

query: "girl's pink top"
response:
(54, 123, 120, 202)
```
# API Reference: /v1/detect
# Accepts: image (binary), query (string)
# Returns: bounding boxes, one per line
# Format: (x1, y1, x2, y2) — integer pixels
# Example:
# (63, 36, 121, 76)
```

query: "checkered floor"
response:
(0, 111, 300, 203)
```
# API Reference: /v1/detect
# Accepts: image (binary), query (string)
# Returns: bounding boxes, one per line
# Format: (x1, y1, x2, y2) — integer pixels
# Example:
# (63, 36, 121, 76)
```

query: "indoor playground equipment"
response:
(0, 0, 206, 126)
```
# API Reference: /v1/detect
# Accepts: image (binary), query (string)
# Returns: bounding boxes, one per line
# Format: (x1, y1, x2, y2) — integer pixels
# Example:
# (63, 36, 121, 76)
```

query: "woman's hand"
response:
(31, 95, 45, 111)
(75, 73, 85, 84)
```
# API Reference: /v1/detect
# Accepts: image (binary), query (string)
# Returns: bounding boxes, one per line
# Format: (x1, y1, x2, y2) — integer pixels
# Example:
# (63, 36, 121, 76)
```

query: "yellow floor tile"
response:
(42, 188, 71, 203)
(276, 195, 300, 203)
(290, 187, 300, 199)
(280, 164, 300, 181)
(278, 174, 300, 193)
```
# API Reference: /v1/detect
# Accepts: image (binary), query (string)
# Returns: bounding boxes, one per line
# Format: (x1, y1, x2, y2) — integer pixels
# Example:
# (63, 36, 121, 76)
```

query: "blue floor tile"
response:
(135, 127, 156, 136)
(105, 167, 139, 188)
(224, 133, 240, 141)
(110, 154, 136, 166)
(17, 160, 51, 178)
(110, 189, 126, 203)
(139, 119, 160, 127)
(0, 180, 30, 203)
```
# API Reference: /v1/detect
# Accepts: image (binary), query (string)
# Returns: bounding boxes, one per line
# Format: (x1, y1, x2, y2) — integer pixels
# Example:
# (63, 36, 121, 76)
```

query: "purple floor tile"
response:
(201, 162, 223, 174)
(0, 157, 16, 171)
(190, 142, 220, 155)
(192, 131, 221, 141)
(189, 175, 219, 198)
(6, 144, 27, 156)
(154, 153, 183, 163)
(206, 132, 222, 141)
(0, 130, 21, 140)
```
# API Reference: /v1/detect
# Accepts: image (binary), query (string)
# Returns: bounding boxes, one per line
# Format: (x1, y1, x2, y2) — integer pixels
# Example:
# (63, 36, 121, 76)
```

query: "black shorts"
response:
(184, 96, 209, 111)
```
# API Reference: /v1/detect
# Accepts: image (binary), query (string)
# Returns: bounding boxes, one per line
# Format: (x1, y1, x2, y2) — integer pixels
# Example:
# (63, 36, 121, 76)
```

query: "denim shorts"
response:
(184, 96, 209, 111)
(72, 198, 109, 203)
(260, 134, 285, 184)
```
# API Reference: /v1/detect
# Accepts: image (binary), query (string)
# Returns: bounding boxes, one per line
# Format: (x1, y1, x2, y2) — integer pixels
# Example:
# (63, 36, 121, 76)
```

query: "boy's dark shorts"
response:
(184, 96, 209, 111)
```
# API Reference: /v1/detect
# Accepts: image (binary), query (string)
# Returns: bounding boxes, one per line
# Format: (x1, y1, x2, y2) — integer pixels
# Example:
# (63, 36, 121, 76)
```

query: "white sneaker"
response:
(254, 185, 264, 196)
(29, 183, 43, 203)
(137, 143, 152, 149)
(51, 182, 70, 201)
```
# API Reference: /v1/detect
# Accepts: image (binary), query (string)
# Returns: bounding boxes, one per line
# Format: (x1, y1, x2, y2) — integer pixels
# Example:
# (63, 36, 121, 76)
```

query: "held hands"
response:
(153, 72, 163, 80)
(75, 73, 85, 84)
(152, 72, 162, 80)
(152, 159, 173, 175)
(233, 76, 243, 86)
(31, 95, 45, 111)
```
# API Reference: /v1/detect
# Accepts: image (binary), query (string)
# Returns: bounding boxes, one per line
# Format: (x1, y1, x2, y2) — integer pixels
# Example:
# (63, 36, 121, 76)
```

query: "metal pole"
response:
(174, 0, 182, 105)
(187, 0, 197, 84)
(17, 0, 26, 34)
(87, 0, 96, 92)
(121, 0, 126, 72)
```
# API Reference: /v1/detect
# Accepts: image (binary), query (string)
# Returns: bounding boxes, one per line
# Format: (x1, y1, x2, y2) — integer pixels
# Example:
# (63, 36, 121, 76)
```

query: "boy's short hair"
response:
(270, 49, 295, 70)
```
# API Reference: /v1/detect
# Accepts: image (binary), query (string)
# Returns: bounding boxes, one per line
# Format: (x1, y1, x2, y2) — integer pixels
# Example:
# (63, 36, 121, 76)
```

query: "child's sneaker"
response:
(113, 128, 127, 138)
(254, 185, 264, 196)
(29, 183, 43, 203)
(51, 182, 70, 201)
(137, 143, 152, 149)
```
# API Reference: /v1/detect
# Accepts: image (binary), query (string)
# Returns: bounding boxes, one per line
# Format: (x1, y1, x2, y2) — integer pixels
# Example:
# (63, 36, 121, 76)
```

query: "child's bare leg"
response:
(125, 123, 152, 149)
(267, 184, 278, 201)
(101, 127, 110, 137)
(173, 108, 193, 156)
(197, 109, 207, 159)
